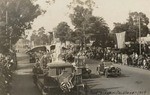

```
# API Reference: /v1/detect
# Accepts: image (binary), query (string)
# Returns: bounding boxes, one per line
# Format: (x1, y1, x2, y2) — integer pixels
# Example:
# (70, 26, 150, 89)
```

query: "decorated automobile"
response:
(32, 61, 87, 95)
(26, 45, 50, 63)
(32, 42, 87, 95)
(97, 61, 121, 77)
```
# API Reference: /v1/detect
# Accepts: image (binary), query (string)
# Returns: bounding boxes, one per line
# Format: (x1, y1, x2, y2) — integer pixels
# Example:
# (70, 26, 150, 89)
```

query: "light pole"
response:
(83, 23, 86, 50)
(138, 13, 141, 55)
(6, 1, 12, 50)
(137, 13, 142, 66)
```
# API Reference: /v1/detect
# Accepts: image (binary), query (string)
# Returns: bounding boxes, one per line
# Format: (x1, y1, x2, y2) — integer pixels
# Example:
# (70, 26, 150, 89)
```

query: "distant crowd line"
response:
(80, 47, 150, 70)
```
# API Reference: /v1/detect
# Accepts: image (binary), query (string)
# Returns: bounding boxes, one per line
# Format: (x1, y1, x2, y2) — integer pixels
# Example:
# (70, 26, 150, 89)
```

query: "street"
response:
(11, 53, 150, 95)
(86, 61, 150, 95)
(11, 53, 40, 95)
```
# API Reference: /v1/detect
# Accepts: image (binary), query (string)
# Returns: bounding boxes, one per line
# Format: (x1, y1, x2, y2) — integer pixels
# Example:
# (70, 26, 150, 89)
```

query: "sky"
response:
(31, 0, 150, 32)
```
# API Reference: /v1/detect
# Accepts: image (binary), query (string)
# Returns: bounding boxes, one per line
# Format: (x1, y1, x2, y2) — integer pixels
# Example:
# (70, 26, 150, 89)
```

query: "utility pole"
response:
(6, 2, 8, 32)
(6, 1, 12, 50)
(83, 22, 86, 51)
(138, 14, 141, 55)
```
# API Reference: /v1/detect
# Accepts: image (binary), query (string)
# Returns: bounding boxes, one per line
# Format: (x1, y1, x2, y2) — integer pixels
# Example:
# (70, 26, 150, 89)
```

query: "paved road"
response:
(11, 54, 150, 95)
(11, 53, 40, 95)
(86, 60, 150, 95)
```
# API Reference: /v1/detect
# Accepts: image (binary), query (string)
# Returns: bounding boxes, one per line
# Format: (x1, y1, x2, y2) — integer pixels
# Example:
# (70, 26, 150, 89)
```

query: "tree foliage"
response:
(0, 0, 42, 53)
(30, 27, 49, 45)
(68, 0, 96, 10)
(70, 5, 92, 29)
(113, 12, 149, 42)
(86, 16, 110, 47)
(54, 22, 73, 43)
(70, 5, 109, 47)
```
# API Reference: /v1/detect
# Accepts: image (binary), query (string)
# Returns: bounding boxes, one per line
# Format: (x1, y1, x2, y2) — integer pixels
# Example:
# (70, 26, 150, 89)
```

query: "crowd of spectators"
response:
(81, 46, 150, 70)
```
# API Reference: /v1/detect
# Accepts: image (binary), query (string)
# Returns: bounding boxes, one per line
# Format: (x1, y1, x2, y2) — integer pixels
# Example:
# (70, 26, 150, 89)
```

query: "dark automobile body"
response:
(97, 62, 121, 77)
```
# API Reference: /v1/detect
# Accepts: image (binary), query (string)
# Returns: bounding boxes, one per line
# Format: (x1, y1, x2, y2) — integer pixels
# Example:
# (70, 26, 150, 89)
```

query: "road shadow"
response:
(17, 57, 29, 62)
(11, 73, 41, 95)
(89, 73, 130, 79)
(83, 76, 123, 95)
(17, 63, 34, 70)
(89, 86, 122, 95)
(11, 53, 40, 95)
(90, 74, 101, 78)
(116, 73, 130, 78)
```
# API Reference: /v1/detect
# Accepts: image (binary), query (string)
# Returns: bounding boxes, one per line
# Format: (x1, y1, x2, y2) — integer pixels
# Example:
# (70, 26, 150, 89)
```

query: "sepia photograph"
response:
(0, 0, 150, 95)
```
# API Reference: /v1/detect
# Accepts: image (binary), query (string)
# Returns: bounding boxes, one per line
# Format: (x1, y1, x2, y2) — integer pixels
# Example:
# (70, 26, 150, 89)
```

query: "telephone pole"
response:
(6, 1, 12, 50)
(138, 14, 141, 55)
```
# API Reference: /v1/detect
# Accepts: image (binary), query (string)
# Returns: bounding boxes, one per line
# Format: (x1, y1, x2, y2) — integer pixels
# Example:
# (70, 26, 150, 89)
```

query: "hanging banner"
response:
(116, 32, 126, 49)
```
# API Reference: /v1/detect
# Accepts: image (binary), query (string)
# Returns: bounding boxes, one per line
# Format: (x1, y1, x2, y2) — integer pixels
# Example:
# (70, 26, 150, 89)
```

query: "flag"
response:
(116, 32, 126, 49)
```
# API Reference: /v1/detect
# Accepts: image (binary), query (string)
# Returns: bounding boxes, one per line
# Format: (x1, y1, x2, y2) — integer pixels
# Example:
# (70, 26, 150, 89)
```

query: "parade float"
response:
(32, 40, 88, 95)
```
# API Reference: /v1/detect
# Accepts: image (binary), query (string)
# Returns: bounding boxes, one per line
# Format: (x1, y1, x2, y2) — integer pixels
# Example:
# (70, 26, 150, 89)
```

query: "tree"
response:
(70, 5, 92, 29)
(54, 22, 73, 43)
(69, 5, 92, 48)
(37, 27, 49, 45)
(70, 28, 84, 44)
(68, 0, 96, 10)
(0, 0, 42, 53)
(86, 16, 109, 47)
(70, 5, 109, 47)
(45, 0, 97, 45)
(113, 12, 149, 42)
(30, 27, 49, 46)
(30, 30, 41, 46)
(128, 12, 149, 37)
(30, 30, 37, 42)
